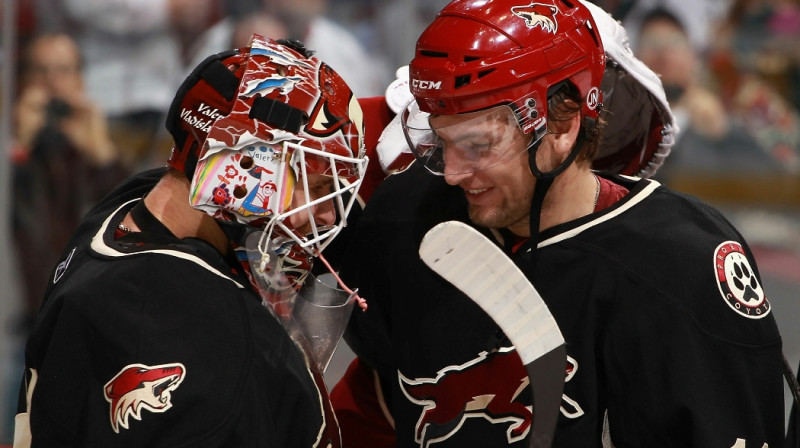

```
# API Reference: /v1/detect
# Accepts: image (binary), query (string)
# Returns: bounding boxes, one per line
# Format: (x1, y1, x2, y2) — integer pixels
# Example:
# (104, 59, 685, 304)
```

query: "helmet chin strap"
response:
(526, 129, 587, 267)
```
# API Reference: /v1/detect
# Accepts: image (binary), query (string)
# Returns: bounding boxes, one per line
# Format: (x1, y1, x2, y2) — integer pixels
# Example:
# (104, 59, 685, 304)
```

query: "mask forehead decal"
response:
(250, 39, 316, 69)
(203, 48, 318, 158)
(241, 74, 304, 98)
(306, 63, 363, 154)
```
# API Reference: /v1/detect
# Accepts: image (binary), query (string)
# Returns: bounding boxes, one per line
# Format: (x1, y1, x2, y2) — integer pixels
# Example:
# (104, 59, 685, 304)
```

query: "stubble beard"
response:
(467, 190, 532, 231)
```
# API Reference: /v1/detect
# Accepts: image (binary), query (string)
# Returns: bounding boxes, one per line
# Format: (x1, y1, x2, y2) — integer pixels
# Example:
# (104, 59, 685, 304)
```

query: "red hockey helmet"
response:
(407, 0, 605, 167)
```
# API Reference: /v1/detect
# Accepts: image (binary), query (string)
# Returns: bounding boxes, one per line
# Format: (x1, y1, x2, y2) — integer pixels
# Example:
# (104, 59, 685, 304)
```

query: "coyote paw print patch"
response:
(714, 241, 770, 319)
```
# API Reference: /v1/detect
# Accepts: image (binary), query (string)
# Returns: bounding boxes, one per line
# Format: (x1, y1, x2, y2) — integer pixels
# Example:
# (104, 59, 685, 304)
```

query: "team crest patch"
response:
(104, 362, 186, 433)
(713, 241, 770, 319)
(511, 3, 559, 33)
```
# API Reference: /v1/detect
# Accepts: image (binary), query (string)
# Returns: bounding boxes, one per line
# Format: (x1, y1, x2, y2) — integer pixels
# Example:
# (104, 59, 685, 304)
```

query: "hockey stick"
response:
(419, 221, 566, 448)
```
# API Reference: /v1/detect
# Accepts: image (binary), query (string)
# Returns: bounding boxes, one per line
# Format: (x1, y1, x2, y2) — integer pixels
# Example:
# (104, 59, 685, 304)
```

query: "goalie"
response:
(14, 35, 368, 447)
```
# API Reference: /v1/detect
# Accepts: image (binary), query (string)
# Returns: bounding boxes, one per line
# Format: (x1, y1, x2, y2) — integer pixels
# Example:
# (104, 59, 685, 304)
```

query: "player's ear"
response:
(549, 113, 581, 161)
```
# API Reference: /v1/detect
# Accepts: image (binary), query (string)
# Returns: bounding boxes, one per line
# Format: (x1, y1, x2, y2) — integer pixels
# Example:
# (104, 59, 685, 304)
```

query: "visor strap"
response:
(167, 51, 239, 182)
(250, 96, 308, 134)
(200, 59, 240, 102)
(183, 141, 199, 183)
(528, 129, 586, 180)
(526, 129, 587, 267)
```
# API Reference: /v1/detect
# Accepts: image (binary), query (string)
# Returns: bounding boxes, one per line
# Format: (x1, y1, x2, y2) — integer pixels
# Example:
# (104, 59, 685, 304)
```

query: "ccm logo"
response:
(411, 79, 442, 90)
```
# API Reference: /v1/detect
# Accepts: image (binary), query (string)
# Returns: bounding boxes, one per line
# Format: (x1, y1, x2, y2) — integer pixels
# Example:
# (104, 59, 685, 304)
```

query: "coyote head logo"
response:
(511, 3, 559, 33)
(104, 363, 186, 433)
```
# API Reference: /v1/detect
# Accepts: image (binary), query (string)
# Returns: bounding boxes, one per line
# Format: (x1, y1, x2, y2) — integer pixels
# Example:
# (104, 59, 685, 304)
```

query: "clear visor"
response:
(402, 101, 540, 176)
(292, 272, 358, 372)
(245, 232, 356, 373)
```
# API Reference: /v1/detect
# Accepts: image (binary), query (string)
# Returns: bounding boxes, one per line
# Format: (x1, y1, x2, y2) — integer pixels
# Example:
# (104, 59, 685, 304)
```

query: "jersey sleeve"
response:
(564, 189, 788, 447)
(20, 256, 264, 447)
(330, 357, 396, 448)
(601, 265, 785, 447)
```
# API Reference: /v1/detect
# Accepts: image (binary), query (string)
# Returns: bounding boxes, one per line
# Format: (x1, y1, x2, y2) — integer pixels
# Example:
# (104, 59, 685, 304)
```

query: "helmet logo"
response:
(411, 79, 442, 91)
(586, 87, 600, 110)
(511, 3, 559, 33)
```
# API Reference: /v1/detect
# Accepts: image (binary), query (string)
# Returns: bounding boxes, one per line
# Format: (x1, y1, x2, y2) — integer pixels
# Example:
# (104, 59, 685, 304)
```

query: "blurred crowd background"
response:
(1, 0, 799, 443)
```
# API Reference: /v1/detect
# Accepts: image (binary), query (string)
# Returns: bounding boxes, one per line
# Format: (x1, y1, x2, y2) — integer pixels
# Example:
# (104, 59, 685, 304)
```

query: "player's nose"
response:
(313, 198, 336, 227)
(443, 147, 473, 185)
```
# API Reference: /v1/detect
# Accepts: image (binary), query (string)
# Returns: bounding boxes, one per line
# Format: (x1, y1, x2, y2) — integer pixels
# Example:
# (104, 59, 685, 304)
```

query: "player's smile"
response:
(462, 184, 503, 210)
(428, 108, 536, 235)
(464, 185, 491, 202)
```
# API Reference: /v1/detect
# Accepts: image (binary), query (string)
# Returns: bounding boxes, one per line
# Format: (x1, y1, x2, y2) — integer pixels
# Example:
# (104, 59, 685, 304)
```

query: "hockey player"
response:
(14, 35, 367, 447)
(331, 1, 786, 446)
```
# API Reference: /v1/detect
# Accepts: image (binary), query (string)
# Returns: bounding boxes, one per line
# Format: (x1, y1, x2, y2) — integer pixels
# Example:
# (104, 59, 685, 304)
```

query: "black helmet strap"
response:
(526, 129, 587, 268)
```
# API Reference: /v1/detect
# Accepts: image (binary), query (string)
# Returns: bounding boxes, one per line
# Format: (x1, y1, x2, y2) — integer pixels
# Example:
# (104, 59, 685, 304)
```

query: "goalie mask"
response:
(167, 34, 366, 251)
(165, 35, 368, 363)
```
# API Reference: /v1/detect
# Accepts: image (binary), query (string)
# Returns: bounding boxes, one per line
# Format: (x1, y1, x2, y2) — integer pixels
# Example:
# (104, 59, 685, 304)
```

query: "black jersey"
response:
(341, 163, 785, 447)
(16, 168, 340, 448)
